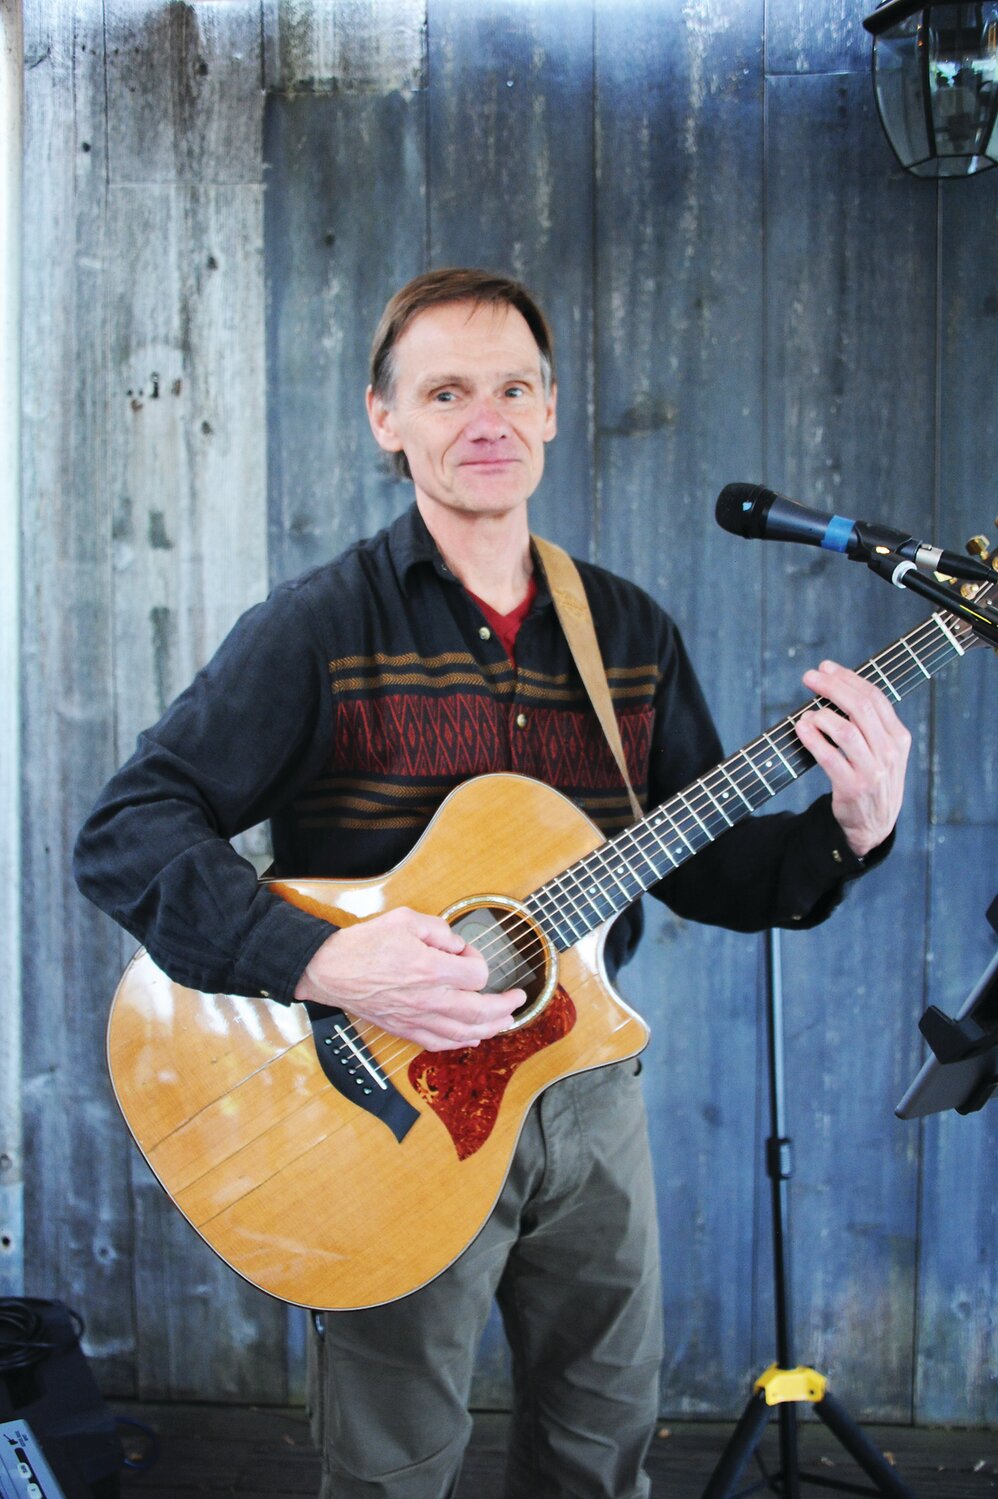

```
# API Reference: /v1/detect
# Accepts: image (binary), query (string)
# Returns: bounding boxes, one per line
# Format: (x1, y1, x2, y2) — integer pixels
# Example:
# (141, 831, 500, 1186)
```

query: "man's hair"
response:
(369, 268, 556, 480)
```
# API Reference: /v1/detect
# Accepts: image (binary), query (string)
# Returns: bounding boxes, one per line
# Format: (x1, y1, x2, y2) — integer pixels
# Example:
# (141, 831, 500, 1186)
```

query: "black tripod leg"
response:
(777, 1399, 800, 1498)
(701, 1390, 772, 1499)
(815, 1391, 918, 1499)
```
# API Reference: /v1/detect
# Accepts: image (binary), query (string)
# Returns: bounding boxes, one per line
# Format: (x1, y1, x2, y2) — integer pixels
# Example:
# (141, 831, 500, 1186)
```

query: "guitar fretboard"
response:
(524, 600, 981, 952)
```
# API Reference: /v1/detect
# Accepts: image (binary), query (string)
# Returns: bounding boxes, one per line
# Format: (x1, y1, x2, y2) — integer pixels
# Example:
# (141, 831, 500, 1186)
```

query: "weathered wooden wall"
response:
(14, 0, 998, 1423)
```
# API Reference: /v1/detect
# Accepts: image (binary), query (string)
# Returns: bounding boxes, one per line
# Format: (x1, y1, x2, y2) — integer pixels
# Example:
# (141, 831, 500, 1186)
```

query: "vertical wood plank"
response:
(918, 170, 998, 1426)
(595, 0, 766, 750)
(264, 82, 427, 584)
(105, 0, 263, 185)
(595, 0, 768, 1415)
(106, 180, 282, 1400)
(0, 0, 23, 1298)
(20, 0, 139, 1393)
(934, 174, 998, 823)
(427, 0, 595, 559)
(916, 829, 998, 1424)
(108, 184, 270, 743)
(763, 71, 938, 1419)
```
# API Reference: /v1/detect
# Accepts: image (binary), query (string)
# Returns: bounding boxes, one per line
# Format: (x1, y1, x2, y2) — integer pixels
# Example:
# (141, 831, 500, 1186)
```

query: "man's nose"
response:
(465, 396, 509, 440)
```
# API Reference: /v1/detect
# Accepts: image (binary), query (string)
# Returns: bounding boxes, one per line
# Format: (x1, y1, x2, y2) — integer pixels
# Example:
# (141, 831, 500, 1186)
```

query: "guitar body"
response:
(107, 773, 650, 1310)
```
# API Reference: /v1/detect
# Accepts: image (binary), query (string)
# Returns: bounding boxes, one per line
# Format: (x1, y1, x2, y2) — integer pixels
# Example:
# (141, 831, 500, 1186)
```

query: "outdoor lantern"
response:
(862, 0, 998, 176)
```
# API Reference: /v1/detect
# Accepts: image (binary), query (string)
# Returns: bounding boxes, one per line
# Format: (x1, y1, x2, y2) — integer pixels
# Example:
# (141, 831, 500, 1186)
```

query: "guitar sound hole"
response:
(448, 903, 549, 1020)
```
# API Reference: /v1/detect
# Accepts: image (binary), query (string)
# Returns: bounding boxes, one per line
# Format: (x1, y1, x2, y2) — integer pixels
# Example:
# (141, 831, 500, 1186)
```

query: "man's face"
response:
(366, 300, 557, 523)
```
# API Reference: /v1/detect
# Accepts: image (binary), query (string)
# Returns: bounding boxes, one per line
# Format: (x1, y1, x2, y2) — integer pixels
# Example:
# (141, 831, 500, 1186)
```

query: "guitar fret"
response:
(719, 761, 754, 811)
(531, 884, 584, 946)
(634, 831, 664, 881)
(931, 611, 965, 656)
(551, 875, 597, 937)
(745, 745, 776, 795)
(902, 638, 931, 679)
(567, 886, 613, 925)
(702, 778, 734, 827)
(763, 731, 798, 780)
(680, 791, 713, 842)
(593, 851, 632, 893)
(613, 834, 657, 888)
(575, 856, 619, 914)
(660, 804, 696, 854)
(644, 816, 680, 867)
(869, 658, 901, 701)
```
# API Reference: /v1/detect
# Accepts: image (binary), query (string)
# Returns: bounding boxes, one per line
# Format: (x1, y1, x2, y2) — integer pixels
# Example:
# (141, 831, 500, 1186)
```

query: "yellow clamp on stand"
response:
(753, 1363, 827, 1406)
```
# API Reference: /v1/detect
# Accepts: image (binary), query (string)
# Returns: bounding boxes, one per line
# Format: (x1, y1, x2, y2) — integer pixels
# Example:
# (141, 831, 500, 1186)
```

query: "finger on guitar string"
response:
(350, 983, 528, 1057)
(796, 660, 910, 858)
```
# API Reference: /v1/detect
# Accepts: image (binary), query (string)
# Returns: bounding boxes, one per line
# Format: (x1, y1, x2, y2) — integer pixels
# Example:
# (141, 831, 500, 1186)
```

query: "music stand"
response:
(896, 896, 998, 1120)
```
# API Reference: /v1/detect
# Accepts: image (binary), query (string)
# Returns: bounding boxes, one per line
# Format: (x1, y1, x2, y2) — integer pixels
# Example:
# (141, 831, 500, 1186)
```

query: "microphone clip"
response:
(853, 523, 992, 585)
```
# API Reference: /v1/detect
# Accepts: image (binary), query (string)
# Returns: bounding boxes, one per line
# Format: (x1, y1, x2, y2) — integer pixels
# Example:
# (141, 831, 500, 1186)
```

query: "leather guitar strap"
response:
(532, 534, 643, 823)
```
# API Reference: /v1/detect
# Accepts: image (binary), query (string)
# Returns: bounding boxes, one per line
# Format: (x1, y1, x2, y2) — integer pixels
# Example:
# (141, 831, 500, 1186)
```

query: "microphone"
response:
(715, 483, 993, 583)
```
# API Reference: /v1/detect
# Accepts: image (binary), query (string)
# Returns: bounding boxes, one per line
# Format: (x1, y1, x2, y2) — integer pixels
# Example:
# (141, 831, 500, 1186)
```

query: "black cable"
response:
(0, 1297, 85, 1373)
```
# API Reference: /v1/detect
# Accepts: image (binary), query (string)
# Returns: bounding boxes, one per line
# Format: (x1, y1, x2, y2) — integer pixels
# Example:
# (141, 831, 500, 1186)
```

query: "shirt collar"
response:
(387, 501, 449, 594)
(387, 500, 553, 608)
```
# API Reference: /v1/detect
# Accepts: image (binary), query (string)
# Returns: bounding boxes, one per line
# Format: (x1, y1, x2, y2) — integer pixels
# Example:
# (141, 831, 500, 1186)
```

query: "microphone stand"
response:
(700, 931, 917, 1499)
(863, 551, 998, 647)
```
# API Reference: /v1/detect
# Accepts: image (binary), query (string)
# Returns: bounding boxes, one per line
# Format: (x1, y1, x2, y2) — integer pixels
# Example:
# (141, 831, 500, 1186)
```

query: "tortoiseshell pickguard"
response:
(407, 987, 577, 1161)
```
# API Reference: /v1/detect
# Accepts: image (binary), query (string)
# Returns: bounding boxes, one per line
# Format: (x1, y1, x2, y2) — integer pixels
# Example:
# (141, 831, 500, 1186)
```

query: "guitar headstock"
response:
(952, 521, 998, 653)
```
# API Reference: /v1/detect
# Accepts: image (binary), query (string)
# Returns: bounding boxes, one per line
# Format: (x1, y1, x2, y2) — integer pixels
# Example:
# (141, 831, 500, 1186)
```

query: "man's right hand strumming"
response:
(293, 906, 523, 1051)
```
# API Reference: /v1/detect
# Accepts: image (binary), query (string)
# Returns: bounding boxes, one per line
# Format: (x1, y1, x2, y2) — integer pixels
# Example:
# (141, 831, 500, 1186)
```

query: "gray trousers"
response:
(309, 1059, 663, 1499)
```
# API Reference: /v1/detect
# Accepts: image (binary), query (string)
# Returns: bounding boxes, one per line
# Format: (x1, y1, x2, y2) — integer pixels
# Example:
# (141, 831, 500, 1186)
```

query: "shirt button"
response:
(479, 625, 491, 641)
(260, 988, 271, 998)
(515, 712, 528, 729)
(831, 848, 843, 864)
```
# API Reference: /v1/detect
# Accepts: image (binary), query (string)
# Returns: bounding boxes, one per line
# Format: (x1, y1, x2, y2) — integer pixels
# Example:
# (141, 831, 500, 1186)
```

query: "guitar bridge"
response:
(309, 1009, 419, 1143)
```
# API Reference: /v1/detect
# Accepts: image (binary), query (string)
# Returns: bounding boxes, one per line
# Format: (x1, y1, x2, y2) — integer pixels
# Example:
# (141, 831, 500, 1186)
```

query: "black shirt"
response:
(74, 504, 877, 1003)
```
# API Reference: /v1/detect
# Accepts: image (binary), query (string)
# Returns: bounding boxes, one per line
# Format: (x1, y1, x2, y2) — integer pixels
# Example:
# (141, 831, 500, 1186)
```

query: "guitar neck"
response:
(526, 602, 976, 950)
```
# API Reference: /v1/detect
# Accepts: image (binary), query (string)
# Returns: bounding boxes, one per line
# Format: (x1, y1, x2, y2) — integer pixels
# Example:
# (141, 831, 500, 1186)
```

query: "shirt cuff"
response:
(232, 895, 338, 1005)
(783, 795, 896, 929)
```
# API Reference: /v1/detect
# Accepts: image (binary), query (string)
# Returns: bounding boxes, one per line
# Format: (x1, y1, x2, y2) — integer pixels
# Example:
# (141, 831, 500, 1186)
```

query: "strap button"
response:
(515, 712, 528, 729)
(479, 625, 491, 641)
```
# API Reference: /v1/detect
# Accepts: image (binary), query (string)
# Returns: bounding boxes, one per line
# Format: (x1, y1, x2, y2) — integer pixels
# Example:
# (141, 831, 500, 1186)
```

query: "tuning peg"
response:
(967, 534, 991, 559)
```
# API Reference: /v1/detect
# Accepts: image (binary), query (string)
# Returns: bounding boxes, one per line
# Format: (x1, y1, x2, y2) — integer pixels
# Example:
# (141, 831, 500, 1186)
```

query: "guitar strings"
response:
(337, 611, 972, 1086)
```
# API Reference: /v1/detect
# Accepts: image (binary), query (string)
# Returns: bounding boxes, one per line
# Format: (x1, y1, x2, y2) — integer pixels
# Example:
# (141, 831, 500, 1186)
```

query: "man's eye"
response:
(433, 390, 456, 403)
(505, 385, 526, 398)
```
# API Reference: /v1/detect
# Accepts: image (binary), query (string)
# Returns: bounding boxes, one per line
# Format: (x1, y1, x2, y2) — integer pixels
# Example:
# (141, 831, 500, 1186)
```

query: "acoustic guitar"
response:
(107, 564, 996, 1309)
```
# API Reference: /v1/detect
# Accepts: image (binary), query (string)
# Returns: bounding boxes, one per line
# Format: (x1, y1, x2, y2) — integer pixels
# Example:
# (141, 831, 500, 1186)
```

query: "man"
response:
(75, 268, 910, 1499)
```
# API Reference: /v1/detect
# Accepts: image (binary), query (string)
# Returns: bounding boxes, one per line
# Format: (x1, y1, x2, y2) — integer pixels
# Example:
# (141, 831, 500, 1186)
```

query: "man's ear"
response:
(366, 385, 403, 454)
